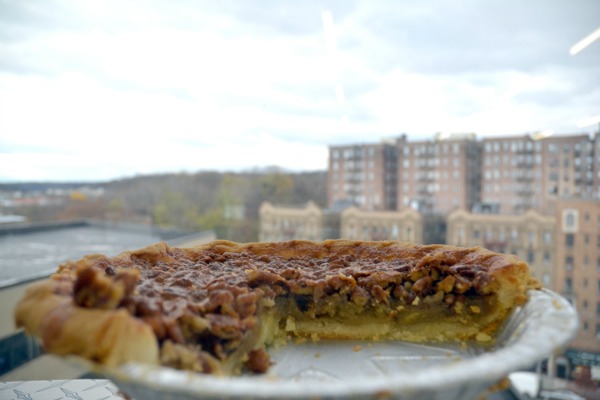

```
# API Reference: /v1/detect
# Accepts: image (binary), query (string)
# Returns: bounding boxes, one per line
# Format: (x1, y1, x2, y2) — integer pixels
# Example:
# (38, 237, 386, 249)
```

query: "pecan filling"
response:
(57, 243, 507, 374)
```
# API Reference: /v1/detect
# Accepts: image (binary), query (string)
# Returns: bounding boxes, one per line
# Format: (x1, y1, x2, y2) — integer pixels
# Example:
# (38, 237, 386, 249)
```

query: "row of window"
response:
(401, 170, 461, 180)
(564, 233, 600, 248)
(330, 171, 378, 183)
(548, 155, 595, 168)
(564, 254, 600, 271)
(345, 223, 415, 241)
(460, 226, 553, 244)
(483, 183, 541, 193)
(400, 157, 463, 168)
(548, 171, 595, 181)
(547, 141, 595, 154)
(402, 143, 462, 156)
(484, 169, 541, 180)
(331, 147, 380, 160)
(580, 321, 600, 337)
(331, 159, 378, 171)
(483, 153, 541, 166)
(564, 278, 600, 294)
(484, 140, 540, 153)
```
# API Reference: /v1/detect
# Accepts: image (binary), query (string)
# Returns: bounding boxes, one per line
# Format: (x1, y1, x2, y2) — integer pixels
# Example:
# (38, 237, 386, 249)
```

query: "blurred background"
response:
(1, 1, 599, 398)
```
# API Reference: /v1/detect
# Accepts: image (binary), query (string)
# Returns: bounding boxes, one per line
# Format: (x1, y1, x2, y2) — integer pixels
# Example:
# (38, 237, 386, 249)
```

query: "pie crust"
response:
(14, 240, 541, 375)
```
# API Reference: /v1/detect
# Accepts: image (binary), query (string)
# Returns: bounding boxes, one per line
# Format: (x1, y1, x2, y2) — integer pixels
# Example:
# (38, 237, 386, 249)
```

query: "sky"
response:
(0, 1, 599, 182)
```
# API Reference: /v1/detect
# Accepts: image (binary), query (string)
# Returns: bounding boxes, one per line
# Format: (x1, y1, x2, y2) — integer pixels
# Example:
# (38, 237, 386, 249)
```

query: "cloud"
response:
(0, 1, 599, 181)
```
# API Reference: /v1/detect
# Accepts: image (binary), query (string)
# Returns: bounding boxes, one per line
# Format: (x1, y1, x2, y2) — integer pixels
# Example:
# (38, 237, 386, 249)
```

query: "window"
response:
(542, 273, 551, 286)
(543, 230, 552, 244)
(456, 227, 465, 244)
(565, 278, 573, 292)
(565, 233, 574, 247)
(528, 231, 537, 245)
(565, 256, 574, 270)
(527, 251, 535, 263)
(543, 251, 550, 264)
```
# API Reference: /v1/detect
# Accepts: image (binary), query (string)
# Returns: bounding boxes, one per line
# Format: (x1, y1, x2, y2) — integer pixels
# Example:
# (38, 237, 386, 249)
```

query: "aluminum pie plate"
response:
(89, 289, 577, 400)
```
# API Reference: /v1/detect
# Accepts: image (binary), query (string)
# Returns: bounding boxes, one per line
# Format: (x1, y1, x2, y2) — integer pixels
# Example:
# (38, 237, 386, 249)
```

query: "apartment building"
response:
(396, 133, 482, 215)
(446, 209, 556, 288)
(330, 132, 600, 217)
(553, 199, 600, 354)
(479, 135, 543, 215)
(328, 142, 397, 211)
(542, 134, 598, 205)
(258, 201, 322, 242)
(339, 206, 422, 243)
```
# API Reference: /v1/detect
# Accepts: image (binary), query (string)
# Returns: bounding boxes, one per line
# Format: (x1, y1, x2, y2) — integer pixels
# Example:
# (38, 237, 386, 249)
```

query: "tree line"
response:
(2, 170, 327, 243)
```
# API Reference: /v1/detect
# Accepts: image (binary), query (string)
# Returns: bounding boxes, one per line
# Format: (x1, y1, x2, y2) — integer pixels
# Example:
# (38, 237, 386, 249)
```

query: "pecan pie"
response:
(14, 240, 541, 375)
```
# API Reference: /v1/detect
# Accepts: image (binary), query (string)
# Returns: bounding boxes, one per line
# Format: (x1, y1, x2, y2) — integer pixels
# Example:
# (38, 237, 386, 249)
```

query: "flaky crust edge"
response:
(14, 280, 159, 366)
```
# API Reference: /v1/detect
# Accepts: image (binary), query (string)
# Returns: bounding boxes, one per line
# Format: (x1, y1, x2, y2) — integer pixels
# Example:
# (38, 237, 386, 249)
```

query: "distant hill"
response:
(0, 170, 328, 243)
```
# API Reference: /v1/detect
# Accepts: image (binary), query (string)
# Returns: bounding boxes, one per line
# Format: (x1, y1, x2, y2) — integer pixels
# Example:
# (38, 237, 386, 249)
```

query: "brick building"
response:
(330, 132, 600, 216)
(396, 133, 482, 215)
(328, 142, 397, 211)
(553, 199, 600, 354)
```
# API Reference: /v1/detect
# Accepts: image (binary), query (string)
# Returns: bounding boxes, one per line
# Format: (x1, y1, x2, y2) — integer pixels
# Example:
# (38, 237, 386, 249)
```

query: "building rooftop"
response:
(0, 225, 163, 287)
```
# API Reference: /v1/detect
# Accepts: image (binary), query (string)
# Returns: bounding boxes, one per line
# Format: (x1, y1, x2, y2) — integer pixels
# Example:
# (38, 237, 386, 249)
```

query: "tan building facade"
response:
(446, 209, 556, 288)
(553, 199, 600, 353)
(339, 206, 422, 243)
(259, 201, 322, 242)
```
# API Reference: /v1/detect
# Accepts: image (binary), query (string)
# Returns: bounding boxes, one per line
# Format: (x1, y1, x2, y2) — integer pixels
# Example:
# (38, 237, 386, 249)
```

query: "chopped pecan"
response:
(350, 286, 370, 307)
(436, 275, 456, 293)
(246, 348, 271, 373)
(453, 276, 472, 294)
(412, 276, 433, 297)
(206, 314, 242, 339)
(409, 268, 428, 282)
(473, 273, 496, 295)
(73, 267, 140, 309)
(392, 284, 416, 305)
(165, 319, 186, 344)
(245, 269, 284, 285)
(201, 289, 235, 315)
(371, 285, 389, 305)
(235, 292, 258, 318)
